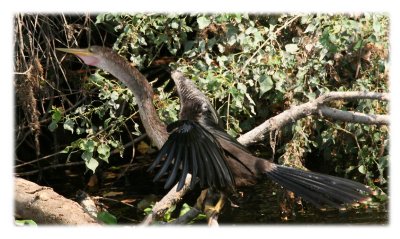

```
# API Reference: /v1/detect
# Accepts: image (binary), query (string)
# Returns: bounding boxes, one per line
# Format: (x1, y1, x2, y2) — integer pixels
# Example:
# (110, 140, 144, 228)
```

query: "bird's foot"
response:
(195, 189, 226, 226)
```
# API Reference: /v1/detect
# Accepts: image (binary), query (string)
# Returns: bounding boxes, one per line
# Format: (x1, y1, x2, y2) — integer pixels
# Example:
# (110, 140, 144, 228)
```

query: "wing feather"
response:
(149, 120, 235, 191)
(163, 139, 184, 189)
(177, 148, 190, 191)
(153, 140, 177, 181)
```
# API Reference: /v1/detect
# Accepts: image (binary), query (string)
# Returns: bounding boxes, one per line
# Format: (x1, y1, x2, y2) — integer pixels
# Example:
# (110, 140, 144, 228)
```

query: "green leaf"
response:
(51, 107, 62, 122)
(84, 156, 99, 173)
(163, 204, 176, 222)
(137, 36, 147, 46)
(48, 121, 58, 132)
(97, 144, 111, 163)
(373, 17, 382, 33)
(97, 211, 117, 225)
(259, 75, 274, 97)
(15, 220, 37, 226)
(285, 44, 299, 54)
(81, 150, 93, 161)
(48, 107, 63, 131)
(80, 139, 96, 152)
(237, 82, 247, 94)
(345, 165, 356, 174)
(197, 16, 211, 30)
(179, 203, 191, 217)
(358, 165, 366, 174)
(110, 91, 119, 101)
(76, 127, 85, 135)
(304, 23, 316, 33)
(143, 207, 152, 215)
(63, 118, 75, 134)
(170, 21, 179, 29)
(97, 143, 110, 155)
(245, 26, 257, 35)
(61, 146, 72, 154)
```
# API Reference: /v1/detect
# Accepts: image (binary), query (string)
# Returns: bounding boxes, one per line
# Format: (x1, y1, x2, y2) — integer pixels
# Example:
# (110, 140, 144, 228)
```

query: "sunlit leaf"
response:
(15, 220, 37, 226)
(97, 143, 111, 162)
(285, 44, 299, 54)
(259, 75, 273, 97)
(358, 165, 366, 174)
(84, 157, 99, 173)
(197, 16, 211, 30)
(97, 211, 117, 225)
(63, 118, 75, 134)
(304, 23, 316, 33)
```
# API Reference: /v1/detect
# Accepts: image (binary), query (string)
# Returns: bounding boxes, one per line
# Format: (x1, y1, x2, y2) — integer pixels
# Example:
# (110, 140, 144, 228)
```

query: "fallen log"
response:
(14, 177, 99, 225)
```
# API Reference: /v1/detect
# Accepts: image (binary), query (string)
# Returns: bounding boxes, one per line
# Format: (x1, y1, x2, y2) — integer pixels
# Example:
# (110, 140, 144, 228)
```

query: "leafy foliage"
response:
(143, 203, 206, 223)
(94, 13, 388, 194)
(54, 72, 138, 173)
(14, 13, 389, 217)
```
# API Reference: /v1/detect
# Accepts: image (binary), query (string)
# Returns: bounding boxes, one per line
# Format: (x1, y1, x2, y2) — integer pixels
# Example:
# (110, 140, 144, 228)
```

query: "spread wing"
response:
(148, 120, 235, 191)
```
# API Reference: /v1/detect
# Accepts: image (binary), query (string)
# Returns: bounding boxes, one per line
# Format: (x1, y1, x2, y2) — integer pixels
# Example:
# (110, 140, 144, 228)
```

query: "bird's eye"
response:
(201, 103, 209, 112)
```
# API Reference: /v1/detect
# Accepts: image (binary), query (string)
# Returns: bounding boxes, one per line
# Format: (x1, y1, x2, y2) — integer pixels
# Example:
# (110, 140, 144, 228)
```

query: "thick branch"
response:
(238, 91, 389, 146)
(14, 177, 99, 225)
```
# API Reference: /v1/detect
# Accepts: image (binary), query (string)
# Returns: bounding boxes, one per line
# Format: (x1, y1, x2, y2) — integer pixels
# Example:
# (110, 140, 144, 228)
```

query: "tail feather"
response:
(277, 167, 367, 201)
(265, 165, 371, 208)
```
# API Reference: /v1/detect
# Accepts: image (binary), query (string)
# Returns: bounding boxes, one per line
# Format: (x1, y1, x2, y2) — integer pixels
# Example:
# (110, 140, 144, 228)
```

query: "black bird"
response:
(149, 71, 372, 208)
(57, 46, 372, 209)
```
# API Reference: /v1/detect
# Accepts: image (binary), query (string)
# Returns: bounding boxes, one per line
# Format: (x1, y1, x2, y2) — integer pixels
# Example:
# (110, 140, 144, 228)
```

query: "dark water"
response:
(46, 167, 388, 225)
(219, 181, 388, 224)
(101, 179, 388, 225)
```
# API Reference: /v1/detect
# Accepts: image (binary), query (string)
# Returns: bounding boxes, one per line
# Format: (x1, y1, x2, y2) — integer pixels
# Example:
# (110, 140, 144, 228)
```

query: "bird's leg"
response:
(195, 189, 226, 226)
(195, 189, 209, 210)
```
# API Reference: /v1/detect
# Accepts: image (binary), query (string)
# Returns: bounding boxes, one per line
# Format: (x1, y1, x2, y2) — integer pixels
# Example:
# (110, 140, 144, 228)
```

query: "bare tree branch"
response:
(141, 174, 192, 225)
(238, 91, 389, 146)
(319, 105, 389, 125)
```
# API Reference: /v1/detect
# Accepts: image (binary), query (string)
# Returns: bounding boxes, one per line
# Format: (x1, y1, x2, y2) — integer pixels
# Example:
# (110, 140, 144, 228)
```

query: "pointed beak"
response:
(56, 48, 99, 66)
(56, 48, 93, 56)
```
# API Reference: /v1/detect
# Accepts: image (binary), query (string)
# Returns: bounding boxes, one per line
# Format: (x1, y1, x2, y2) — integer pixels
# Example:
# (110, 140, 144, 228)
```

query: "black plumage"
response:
(149, 71, 371, 208)
(148, 120, 234, 191)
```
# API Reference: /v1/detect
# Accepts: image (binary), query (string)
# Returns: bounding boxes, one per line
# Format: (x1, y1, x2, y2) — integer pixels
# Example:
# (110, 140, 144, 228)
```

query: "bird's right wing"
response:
(148, 120, 235, 191)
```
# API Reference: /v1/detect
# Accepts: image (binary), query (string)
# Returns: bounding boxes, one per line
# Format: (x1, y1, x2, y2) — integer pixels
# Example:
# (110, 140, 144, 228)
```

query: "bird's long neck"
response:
(98, 50, 168, 148)
(170, 71, 221, 127)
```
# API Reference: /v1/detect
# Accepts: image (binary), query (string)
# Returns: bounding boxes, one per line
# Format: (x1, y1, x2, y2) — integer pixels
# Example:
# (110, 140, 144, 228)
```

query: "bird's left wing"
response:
(148, 120, 235, 191)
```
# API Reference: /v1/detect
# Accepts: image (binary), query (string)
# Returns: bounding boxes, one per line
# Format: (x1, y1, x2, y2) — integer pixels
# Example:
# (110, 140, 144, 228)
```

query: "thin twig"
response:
(15, 161, 84, 176)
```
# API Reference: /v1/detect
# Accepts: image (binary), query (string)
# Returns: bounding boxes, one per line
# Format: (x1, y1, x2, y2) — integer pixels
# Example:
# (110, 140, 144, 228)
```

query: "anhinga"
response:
(57, 46, 372, 213)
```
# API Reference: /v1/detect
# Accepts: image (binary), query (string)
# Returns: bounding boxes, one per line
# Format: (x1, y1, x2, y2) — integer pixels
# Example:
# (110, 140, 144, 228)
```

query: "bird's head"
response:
(171, 71, 220, 126)
(56, 46, 106, 66)
(56, 46, 141, 90)
(56, 46, 130, 76)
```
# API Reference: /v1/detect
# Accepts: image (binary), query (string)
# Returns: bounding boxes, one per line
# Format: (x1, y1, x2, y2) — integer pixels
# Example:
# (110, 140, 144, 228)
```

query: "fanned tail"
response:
(264, 164, 372, 208)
